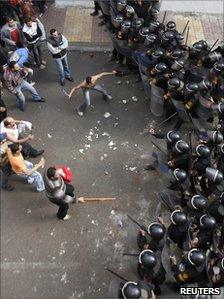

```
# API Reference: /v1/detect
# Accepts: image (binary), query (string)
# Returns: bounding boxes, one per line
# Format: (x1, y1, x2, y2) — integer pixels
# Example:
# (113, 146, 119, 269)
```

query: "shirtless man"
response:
(68, 71, 116, 116)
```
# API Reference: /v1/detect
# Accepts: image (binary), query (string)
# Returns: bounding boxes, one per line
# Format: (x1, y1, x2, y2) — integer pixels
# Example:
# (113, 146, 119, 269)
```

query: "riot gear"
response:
(138, 27, 150, 42)
(152, 48, 165, 59)
(196, 144, 211, 157)
(173, 168, 187, 182)
(166, 21, 176, 30)
(113, 14, 124, 28)
(175, 33, 184, 43)
(190, 195, 208, 211)
(206, 167, 223, 183)
(199, 214, 217, 230)
(148, 222, 165, 241)
(132, 18, 144, 30)
(125, 5, 135, 16)
(155, 62, 168, 73)
(219, 144, 224, 154)
(207, 51, 222, 63)
(213, 61, 224, 73)
(186, 82, 199, 93)
(121, 282, 141, 299)
(174, 140, 190, 154)
(121, 20, 132, 34)
(207, 130, 224, 144)
(198, 79, 212, 91)
(138, 249, 157, 269)
(168, 78, 184, 90)
(171, 58, 185, 71)
(171, 49, 183, 59)
(117, 0, 127, 12)
(166, 131, 180, 143)
(162, 30, 175, 41)
(144, 33, 157, 46)
(170, 210, 187, 226)
(150, 8, 159, 17)
(149, 20, 160, 32)
(187, 248, 206, 267)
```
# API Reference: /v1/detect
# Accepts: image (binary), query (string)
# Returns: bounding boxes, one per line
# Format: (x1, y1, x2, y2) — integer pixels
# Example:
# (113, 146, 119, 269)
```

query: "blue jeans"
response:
(14, 79, 41, 111)
(18, 161, 45, 192)
(79, 85, 110, 112)
(54, 55, 71, 82)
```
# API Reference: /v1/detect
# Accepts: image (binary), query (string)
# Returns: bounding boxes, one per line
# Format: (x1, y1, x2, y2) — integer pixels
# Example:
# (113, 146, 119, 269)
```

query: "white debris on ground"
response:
(132, 96, 138, 102)
(103, 112, 111, 118)
(47, 133, 52, 138)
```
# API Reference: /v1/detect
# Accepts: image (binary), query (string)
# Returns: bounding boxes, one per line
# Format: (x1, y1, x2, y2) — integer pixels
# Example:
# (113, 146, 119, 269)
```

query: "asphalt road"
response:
(1, 51, 175, 298)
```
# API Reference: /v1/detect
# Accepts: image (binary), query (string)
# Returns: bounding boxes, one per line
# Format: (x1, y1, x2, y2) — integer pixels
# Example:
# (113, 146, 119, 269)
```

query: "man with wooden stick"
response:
(67, 70, 117, 117)
(44, 166, 115, 221)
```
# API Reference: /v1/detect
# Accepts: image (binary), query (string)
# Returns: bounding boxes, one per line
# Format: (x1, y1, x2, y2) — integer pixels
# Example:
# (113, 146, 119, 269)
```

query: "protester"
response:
(44, 167, 84, 220)
(9, 46, 30, 67)
(1, 116, 44, 158)
(90, 1, 101, 16)
(22, 17, 46, 69)
(7, 143, 45, 192)
(0, 17, 24, 50)
(68, 71, 116, 116)
(3, 61, 45, 111)
(47, 28, 73, 86)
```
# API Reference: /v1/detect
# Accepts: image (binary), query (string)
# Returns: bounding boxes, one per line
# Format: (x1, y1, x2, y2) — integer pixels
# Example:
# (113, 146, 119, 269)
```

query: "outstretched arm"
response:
(93, 71, 116, 81)
(68, 82, 84, 99)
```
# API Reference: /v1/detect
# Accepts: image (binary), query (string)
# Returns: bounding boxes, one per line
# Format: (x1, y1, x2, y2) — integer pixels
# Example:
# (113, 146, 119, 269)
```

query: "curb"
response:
(68, 42, 113, 52)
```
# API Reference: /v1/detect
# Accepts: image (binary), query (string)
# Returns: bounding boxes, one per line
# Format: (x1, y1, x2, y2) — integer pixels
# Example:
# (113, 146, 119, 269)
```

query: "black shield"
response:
(195, 94, 213, 120)
(99, 1, 110, 15)
(150, 83, 164, 117)
(171, 98, 191, 122)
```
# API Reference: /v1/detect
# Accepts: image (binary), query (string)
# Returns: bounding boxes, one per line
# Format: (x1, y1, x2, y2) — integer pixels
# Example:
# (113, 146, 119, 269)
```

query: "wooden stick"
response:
(209, 39, 219, 53)
(185, 26, 190, 46)
(78, 197, 116, 202)
(182, 20, 190, 34)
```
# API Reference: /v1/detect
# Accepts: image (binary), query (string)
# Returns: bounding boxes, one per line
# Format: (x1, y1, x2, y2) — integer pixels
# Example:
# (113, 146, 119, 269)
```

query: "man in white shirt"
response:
(1, 116, 44, 158)
(47, 29, 73, 86)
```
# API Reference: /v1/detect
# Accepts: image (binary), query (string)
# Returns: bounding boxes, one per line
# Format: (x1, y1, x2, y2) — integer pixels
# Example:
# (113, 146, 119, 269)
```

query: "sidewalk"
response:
(42, 5, 223, 50)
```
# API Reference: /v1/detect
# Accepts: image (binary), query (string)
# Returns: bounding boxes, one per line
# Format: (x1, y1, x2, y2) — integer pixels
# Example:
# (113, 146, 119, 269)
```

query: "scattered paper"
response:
(104, 112, 111, 118)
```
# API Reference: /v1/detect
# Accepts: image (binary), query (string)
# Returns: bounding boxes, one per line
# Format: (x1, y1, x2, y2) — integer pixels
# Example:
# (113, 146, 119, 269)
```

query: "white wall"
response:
(56, 0, 223, 14)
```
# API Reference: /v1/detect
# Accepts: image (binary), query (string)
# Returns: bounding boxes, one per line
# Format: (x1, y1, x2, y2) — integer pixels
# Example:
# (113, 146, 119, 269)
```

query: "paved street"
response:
(42, 4, 223, 48)
(1, 51, 173, 298)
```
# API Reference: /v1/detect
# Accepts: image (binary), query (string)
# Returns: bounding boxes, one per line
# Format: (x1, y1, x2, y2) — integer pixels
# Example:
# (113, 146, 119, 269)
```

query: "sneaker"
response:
(90, 11, 99, 16)
(76, 109, 84, 117)
(144, 165, 156, 171)
(60, 80, 65, 86)
(106, 95, 113, 100)
(39, 64, 46, 69)
(62, 214, 71, 221)
(27, 178, 34, 184)
(66, 77, 74, 82)
(35, 97, 46, 103)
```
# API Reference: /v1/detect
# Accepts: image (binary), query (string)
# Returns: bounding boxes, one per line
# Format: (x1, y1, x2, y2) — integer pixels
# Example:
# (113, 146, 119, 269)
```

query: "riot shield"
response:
(171, 98, 191, 122)
(110, 33, 133, 58)
(195, 94, 213, 120)
(109, 280, 121, 298)
(137, 56, 151, 98)
(161, 237, 181, 283)
(190, 116, 208, 133)
(157, 191, 176, 211)
(182, 221, 193, 252)
(150, 83, 164, 117)
(99, 1, 110, 16)
(213, 229, 223, 258)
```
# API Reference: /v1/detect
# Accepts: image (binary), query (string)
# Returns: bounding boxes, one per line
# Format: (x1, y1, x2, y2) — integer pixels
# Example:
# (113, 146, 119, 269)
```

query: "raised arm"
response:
(93, 71, 116, 81)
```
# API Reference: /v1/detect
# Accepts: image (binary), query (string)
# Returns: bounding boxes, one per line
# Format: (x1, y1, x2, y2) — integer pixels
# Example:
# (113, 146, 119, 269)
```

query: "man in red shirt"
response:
(0, 17, 24, 50)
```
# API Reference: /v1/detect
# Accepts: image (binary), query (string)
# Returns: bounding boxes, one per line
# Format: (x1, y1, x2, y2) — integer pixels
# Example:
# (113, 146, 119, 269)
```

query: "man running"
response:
(68, 70, 116, 116)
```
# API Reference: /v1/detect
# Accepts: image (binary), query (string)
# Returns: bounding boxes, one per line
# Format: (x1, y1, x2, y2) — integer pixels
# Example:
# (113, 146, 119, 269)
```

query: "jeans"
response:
(0, 162, 12, 189)
(49, 183, 74, 219)
(54, 55, 71, 82)
(29, 42, 43, 66)
(17, 161, 45, 192)
(14, 79, 41, 111)
(79, 85, 110, 112)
